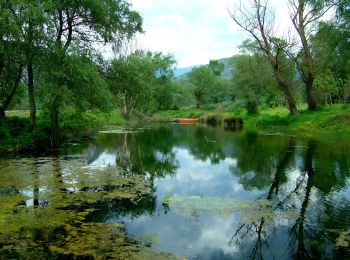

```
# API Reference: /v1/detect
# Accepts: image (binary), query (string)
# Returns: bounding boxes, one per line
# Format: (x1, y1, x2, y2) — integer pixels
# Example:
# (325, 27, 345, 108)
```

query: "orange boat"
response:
(176, 118, 199, 124)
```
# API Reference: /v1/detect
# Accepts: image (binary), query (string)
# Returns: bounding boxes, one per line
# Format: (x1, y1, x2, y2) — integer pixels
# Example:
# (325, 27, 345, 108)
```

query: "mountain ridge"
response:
(173, 57, 233, 79)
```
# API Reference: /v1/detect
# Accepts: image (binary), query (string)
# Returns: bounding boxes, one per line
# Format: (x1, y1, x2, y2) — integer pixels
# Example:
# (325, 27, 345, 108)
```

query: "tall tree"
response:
(288, 0, 334, 110)
(229, 0, 299, 115)
(41, 0, 142, 147)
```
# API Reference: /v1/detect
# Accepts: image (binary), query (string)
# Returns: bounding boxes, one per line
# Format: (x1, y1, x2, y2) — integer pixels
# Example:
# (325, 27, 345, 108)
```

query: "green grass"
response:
(153, 104, 350, 137)
(5, 110, 31, 118)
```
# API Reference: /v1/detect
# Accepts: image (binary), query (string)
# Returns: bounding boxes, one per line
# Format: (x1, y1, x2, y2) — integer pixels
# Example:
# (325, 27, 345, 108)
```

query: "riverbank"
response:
(153, 104, 350, 137)
(0, 110, 126, 155)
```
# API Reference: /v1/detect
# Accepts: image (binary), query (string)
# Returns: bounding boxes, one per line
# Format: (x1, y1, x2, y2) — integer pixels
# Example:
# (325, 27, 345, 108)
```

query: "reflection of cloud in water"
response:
(156, 148, 264, 199)
(117, 210, 241, 258)
(85, 151, 116, 169)
(112, 147, 268, 258)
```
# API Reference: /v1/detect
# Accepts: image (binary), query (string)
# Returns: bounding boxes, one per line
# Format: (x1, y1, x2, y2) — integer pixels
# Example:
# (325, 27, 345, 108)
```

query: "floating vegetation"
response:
(336, 230, 350, 249)
(240, 199, 273, 223)
(0, 157, 171, 259)
(99, 128, 142, 134)
(162, 195, 257, 218)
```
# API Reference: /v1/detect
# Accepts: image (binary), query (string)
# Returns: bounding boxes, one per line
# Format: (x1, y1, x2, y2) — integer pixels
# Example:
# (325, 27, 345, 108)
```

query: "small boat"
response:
(176, 118, 199, 124)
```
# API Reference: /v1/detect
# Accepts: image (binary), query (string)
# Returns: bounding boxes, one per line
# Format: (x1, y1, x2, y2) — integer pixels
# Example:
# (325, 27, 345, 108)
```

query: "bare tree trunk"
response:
(305, 77, 317, 110)
(269, 58, 298, 114)
(281, 84, 298, 115)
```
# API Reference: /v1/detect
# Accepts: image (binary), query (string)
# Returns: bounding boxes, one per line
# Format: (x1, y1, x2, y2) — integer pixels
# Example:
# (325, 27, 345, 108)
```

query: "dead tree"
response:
(229, 0, 298, 115)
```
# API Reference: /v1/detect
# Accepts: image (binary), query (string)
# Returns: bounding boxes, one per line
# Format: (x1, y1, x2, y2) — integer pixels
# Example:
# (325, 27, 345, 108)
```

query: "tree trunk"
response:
(272, 66, 298, 115)
(27, 61, 36, 128)
(50, 100, 59, 149)
(282, 87, 298, 115)
(305, 76, 317, 111)
(0, 108, 5, 118)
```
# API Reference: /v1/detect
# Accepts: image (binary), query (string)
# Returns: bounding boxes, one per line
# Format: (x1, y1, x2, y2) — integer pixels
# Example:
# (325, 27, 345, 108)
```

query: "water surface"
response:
(1, 124, 350, 259)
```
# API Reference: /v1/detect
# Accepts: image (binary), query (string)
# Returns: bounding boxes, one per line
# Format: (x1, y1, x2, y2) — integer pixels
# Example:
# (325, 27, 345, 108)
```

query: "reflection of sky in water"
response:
(85, 152, 116, 169)
(107, 147, 268, 258)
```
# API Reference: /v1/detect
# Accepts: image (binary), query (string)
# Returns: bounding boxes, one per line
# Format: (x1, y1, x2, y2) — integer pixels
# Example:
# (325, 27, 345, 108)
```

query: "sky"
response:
(130, 0, 292, 68)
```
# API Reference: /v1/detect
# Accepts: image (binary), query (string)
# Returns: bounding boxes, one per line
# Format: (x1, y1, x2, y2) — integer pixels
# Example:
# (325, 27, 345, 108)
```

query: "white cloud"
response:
(129, 0, 331, 68)
(131, 0, 239, 67)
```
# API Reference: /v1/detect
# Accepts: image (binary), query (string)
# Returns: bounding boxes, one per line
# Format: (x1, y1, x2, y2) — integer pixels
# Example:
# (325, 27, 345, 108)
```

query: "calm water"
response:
(1, 124, 350, 259)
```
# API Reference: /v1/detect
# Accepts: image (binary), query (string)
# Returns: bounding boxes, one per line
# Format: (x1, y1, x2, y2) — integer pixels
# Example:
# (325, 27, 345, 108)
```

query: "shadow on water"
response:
(1, 124, 350, 259)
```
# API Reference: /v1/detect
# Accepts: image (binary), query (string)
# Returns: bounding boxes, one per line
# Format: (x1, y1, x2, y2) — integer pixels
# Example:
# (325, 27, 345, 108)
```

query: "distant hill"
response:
(173, 57, 233, 79)
(173, 65, 198, 78)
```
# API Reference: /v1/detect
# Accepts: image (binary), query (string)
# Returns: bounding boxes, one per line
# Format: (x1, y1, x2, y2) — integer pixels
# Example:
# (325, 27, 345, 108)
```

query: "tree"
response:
(208, 59, 225, 76)
(187, 66, 216, 108)
(151, 52, 176, 110)
(107, 50, 156, 119)
(288, 0, 335, 111)
(229, 0, 299, 115)
(232, 39, 297, 114)
(40, 0, 143, 147)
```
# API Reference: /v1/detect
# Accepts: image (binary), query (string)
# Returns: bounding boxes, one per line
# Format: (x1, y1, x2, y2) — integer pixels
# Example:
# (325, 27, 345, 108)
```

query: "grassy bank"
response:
(153, 104, 350, 137)
(0, 110, 125, 154)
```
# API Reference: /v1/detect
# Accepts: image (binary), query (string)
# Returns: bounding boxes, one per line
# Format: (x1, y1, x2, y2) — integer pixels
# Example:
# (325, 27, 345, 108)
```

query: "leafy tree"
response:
(312, 22, 350, 79)
(208, 59, 224, 76)
(107, 50, 157, 119)
(187, 66, 216, 108)
(313, 72, 340, 105)
(40, 0, 143, 147)
(151, 52, 176, 110)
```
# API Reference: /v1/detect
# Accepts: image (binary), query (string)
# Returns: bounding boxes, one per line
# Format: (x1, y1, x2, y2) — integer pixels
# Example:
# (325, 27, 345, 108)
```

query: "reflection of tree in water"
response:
(229, 136, 296, 259)
(232, 132, 295, 190)
(230, 138, 350, 259)
(187, 126, 227, 164)
(114, 127, 180, 180)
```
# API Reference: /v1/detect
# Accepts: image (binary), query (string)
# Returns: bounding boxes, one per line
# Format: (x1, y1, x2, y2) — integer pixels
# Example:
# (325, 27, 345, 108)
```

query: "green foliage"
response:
(231, 51, 286, 114)
(314, 72, 340, 105)
(107, 50, 176, 119)
(187, 66, 216, 108)
(208, 59, 225, 76)
(0, 110, 125, 154)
